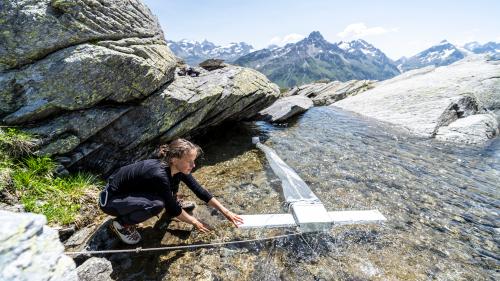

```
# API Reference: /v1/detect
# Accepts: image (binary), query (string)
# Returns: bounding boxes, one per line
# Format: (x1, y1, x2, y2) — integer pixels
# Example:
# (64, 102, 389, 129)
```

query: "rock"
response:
(0, 202, 24, 213)
(0, 210, 77, 281)
(199, 58, 226, 71)
(64, 220, 120, 266)
(64, 224, 99, 249)
(0, 0, 165, 71)
(0, 0, 176, 124)
(57, 225, 76, 242)
(291, 80, 376, 106)
(435, 113, 499, 144)
(1, 40, 176, 125)
(257, 95, 314, 122)
(64, 65, 279, 174)
(334, 55, 500, 144)
(77, 257, 114, 281)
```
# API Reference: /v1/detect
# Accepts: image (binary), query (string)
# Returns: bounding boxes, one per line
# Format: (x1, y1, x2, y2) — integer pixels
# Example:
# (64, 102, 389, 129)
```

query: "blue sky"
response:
(142, 0, 500, 60)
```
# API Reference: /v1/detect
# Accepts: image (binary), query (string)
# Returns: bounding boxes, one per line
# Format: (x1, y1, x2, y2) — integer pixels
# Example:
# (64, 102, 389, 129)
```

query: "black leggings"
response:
(100, 193, 165, 225)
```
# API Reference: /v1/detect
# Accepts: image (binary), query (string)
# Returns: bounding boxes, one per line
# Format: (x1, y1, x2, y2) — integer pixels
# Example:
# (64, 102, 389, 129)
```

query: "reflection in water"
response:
(110, 106, 499, 281)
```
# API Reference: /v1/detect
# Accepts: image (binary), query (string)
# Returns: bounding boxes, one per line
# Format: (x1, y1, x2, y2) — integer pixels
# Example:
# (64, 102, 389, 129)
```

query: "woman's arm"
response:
(180, 173, 213, 203)
(208, 198, 244, 227)
(181, 173, 244, 227)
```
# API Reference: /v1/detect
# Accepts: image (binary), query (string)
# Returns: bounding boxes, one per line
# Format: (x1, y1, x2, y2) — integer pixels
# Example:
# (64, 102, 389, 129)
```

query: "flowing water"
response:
(107, 106, 499, 281)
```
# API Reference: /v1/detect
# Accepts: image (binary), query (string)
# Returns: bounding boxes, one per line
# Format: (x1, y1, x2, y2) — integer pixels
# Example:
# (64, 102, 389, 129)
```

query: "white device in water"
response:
(240, 137, 386, 232)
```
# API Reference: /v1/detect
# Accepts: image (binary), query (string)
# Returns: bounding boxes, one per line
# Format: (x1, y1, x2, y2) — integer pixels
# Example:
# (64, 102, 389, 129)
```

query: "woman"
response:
(99, 138, 243, 244)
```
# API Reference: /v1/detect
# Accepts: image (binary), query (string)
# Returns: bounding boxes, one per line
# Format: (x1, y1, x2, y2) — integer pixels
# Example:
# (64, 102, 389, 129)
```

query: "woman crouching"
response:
(99, 138, 243, 244)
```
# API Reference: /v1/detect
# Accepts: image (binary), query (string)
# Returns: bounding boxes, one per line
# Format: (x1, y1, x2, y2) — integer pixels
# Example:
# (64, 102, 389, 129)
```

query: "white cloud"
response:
(337, 23, 397, 39)
(268, 33, 305, 46)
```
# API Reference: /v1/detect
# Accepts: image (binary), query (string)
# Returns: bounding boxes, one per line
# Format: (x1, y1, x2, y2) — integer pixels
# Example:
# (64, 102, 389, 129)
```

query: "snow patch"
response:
(338, 42, 350, 51)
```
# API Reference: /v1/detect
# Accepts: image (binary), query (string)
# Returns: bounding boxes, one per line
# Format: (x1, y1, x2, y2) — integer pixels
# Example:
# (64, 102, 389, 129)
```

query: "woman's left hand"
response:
(222, 210, 244, 227)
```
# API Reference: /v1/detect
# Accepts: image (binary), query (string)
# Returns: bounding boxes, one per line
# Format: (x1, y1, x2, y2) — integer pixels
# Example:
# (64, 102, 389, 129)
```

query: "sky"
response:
(142, 0, 500, 60)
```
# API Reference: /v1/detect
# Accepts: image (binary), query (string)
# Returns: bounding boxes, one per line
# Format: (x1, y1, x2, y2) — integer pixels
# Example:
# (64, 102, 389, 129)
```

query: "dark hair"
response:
(158, 138, 202, 165)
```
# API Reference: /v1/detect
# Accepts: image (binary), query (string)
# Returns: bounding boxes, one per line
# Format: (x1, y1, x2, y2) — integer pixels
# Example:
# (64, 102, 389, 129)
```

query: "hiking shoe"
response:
(111, 220, 141, 245)
(177, 199, 196, 211)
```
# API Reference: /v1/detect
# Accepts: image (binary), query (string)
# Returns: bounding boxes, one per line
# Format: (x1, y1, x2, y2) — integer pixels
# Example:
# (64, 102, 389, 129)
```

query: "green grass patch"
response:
(0, 127, 37, 157)
(1, 128, 102, 226)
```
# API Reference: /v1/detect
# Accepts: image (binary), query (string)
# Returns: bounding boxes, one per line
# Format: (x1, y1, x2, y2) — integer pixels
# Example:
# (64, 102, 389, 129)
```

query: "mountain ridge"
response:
(167, 35, 499, 87)
(233, 31, 400, 87)
(167, 39, 254, 65)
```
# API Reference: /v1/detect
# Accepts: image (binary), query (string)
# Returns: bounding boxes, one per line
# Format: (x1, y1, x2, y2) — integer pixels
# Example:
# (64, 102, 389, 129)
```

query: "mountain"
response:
(167, 39, 254, 65)
(233, 31, 400, 88)
(396, 40, 465, 72)
(464, 41, 500, 55)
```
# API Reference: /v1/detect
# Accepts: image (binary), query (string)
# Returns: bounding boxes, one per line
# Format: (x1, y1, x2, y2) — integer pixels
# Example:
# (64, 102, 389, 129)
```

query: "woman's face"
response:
(171, 148, 197, 174)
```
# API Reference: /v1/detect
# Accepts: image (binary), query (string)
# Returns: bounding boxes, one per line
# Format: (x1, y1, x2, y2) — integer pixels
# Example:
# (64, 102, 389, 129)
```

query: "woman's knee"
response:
(147, 200, 165, 216)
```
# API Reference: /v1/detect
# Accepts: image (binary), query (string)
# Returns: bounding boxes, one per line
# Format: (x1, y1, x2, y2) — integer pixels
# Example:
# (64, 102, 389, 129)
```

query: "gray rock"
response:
(258, 95, 313, 122)
(64, 219, 120, 265)
(0, 0, 176, 124)
(1, 40, 176, 125)
(0, 0, 164, 71)
(435, 113, 499, 144)
(199, 58, 226, 71)
(291, 80, 376, 106)
(64, 224, 99, 249)
(0, 210, 77, 281)
(0, 203, 24, 213)
(65, 65, 279, 174)
(77, 257, 114, 281)
(334, 55, 500, 144)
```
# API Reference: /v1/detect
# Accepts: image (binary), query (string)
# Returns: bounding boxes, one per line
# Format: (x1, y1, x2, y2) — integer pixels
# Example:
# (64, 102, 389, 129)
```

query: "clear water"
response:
(109, 106, 499, 281)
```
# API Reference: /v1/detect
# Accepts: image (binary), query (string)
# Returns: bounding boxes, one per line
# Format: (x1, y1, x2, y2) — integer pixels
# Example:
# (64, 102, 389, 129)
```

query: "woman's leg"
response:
(100, 193, 165, 225)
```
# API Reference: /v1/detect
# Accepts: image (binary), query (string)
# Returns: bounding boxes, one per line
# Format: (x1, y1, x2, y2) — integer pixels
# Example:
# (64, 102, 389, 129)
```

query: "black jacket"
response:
(107, 159, 213, 216)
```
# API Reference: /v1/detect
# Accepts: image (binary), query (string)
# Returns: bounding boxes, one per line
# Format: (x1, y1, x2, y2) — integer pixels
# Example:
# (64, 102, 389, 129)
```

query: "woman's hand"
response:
(222, 210, 244, 227)
(192, 219, 210, 233)
(207, 198, 244, 227)
(176, 210, 210, 233)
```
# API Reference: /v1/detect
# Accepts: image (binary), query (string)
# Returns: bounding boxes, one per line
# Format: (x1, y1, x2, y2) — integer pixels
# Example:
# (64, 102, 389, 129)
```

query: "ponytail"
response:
(158, 138, 202, 165)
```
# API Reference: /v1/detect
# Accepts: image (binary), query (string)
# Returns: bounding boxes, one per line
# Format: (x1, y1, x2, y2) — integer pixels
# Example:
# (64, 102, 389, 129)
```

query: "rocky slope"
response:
(334, 55, 500, 145)
(0, 0, 279, 175)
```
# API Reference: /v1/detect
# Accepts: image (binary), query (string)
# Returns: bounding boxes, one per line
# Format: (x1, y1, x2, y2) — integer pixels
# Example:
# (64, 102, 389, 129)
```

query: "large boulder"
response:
(0, 0, 177, 124)
(334, 55, 500, 145)
(0, 0, 165, 71)
(28, 65, 279, 174)
(0, 40, 177, 125)
(0, 210, 77, 281)
(0, 0, 280, 174)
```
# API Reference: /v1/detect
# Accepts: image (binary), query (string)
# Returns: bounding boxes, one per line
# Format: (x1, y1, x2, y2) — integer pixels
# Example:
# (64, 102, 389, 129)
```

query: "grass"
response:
(0, 127, 37, 157)
(0, 127, 102, 226)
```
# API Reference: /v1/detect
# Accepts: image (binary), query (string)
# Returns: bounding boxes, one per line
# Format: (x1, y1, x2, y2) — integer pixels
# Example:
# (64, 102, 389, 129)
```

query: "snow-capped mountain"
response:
(396, 40, 464, 72)
(167, 39, 254, 65)
(234, 31, 400, 88)
(464, 41, 500, 55)
(335, 39, 386, 59)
